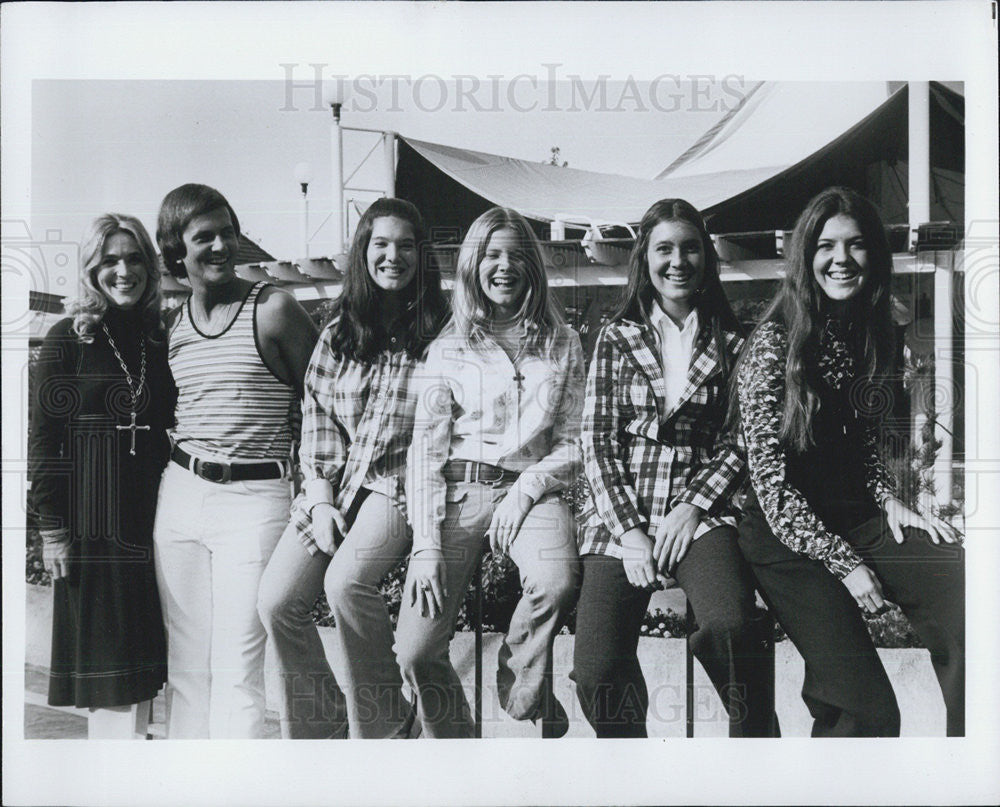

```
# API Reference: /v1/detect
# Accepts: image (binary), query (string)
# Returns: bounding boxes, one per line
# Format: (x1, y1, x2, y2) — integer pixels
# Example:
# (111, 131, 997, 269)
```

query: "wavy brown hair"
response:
(612, 198, 742, 374)
(326, 197, 448, 362)
(731, 186, 895, 452)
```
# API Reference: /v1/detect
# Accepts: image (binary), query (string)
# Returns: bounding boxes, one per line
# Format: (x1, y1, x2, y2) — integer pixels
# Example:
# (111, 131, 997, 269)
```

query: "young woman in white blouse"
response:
(401, 207, 585, 738)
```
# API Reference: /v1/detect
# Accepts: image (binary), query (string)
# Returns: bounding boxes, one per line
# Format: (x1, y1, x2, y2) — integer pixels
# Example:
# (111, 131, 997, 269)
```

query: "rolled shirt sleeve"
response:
(299, 331, 348, 512)
(406, 339, 455, 554)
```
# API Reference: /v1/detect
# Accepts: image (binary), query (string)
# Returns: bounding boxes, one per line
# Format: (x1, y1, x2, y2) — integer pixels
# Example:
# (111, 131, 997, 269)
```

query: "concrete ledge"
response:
(25, 584, 945, 737)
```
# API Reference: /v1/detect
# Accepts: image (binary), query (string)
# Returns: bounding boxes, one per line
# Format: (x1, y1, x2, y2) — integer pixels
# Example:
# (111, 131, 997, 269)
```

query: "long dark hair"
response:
(326, 197, 448, 362)
(612, 198, 742, 374)
(733, 186, 895, 452)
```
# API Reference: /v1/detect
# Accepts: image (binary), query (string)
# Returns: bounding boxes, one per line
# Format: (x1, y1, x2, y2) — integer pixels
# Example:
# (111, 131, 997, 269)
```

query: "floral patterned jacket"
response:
(737, 319, 896, 579)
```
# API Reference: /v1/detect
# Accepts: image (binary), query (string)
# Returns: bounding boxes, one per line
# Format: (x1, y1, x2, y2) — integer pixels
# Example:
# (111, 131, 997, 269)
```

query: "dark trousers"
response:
(572, 526, 777, 738)
(738, 505, 965, 737)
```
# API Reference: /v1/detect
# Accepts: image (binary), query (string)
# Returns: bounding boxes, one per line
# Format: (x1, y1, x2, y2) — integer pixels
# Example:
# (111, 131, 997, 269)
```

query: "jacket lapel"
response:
(616, 321, 666, 423)
(666, 327, 721, 419)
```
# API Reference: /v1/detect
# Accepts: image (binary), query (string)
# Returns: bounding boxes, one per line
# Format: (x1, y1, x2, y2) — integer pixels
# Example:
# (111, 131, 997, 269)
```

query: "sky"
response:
(30, 76, 736, 263)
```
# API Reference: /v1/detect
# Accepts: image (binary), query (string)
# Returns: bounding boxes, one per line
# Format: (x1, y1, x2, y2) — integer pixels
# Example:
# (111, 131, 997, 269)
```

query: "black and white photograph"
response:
(2, 2, 998, 805)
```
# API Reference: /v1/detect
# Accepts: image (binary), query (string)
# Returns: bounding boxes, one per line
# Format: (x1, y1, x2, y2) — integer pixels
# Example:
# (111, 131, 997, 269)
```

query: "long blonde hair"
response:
(67, 214, 164, 342)
(451, 206, 564, 361)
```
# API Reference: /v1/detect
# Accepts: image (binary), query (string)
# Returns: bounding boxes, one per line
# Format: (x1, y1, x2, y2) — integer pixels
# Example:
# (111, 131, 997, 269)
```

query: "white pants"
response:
(87, 701, 151, 739)
(153, 462, 289, 738)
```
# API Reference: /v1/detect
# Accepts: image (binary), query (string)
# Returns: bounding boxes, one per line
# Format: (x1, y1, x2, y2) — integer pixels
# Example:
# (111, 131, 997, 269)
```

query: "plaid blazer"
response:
(578, 317, 745, 558)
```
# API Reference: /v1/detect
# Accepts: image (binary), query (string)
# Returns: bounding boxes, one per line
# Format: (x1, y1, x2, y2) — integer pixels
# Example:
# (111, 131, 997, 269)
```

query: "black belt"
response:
(171, 445, 285, 484)
(442, 460, 520, 487)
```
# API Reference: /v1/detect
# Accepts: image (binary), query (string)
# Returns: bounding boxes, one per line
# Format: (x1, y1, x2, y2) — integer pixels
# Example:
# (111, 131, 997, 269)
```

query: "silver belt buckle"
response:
(194, 458, 231, 484)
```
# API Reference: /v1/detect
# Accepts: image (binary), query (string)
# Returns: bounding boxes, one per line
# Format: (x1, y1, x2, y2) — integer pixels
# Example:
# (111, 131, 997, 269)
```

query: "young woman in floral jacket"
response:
(734, 187, 964, 736)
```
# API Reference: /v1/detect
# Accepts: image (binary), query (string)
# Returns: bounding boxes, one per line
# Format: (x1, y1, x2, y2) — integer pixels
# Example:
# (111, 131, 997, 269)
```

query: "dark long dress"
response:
(28, 309, 174, 708)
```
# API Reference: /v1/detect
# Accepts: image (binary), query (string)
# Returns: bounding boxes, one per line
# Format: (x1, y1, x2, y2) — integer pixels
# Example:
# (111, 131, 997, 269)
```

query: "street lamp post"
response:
(323, 81, 347, 256)
(383, 131, 396, 198)
(324, 80, 398, 257)
(294, 161, 313, 259)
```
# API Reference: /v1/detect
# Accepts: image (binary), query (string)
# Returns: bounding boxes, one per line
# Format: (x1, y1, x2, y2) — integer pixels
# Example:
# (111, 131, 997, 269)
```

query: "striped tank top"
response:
(169, 282, 297, 461)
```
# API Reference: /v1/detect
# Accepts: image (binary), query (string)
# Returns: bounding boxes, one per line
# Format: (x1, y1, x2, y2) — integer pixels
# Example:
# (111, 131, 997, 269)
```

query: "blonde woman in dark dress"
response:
(29, 213, 173, 738)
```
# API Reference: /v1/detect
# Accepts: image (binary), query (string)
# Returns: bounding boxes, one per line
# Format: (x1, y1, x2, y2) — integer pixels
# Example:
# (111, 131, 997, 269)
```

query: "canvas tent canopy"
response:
(395, 136, 780, 238)
(395, 81, 964, 238)
(690, 82, 964, 233)
(655, 81, 893, 180)
(394, 137, 677, 237)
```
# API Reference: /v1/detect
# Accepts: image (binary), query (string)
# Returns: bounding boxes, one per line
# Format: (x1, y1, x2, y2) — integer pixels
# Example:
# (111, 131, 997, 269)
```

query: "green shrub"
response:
(863, 606, 924, 649)
(639, 608, 688, 639)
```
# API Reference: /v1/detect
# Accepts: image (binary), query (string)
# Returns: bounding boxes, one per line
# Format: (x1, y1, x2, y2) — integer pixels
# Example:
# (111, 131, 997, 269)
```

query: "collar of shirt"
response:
(649, 302, 699, 415)
(488, 321, 527, 363)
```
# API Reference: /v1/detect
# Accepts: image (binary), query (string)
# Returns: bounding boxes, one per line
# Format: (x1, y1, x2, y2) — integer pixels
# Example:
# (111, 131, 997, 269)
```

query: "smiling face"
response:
(646, 219, 705, 318)
(95, 231, 148, 309)
(811, 214, 870, 304)
(365, 216, 418, 293)
(478, 227, 528, 319)
(179, 206, 239, 289)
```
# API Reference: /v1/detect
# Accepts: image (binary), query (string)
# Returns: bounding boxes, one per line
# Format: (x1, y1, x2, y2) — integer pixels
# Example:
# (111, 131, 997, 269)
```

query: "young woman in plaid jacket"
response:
(574, 198, 776, 738)
(257, 198, 448, 739)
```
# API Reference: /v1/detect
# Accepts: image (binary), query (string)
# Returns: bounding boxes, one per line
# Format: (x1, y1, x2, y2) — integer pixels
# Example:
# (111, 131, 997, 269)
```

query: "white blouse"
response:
(407, 323, 585, 553)
(649, 303, 699, 418)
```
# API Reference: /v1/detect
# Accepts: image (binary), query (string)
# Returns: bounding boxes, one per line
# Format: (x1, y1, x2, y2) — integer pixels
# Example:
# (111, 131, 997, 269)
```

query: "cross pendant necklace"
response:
(102, 323, 148, 456)
(492, 323, 526, 392)
(117, 411, 151, 455)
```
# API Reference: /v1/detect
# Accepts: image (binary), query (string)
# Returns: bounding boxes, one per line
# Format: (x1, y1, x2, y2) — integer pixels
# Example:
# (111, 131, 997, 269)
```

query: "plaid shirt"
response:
(290, 321, 422, 555)
(578, 318, 745, 558)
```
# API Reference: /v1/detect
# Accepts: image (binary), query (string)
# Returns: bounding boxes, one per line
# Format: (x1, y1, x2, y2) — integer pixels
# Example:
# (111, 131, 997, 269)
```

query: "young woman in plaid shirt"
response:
(402, 207, 585, 738)
(257, 198, 448, 739)
(574, 199, 776, 738)
(734, 187, 963, 736)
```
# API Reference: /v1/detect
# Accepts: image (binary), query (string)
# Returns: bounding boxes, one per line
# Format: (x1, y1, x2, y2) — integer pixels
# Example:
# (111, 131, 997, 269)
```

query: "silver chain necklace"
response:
(102, 322, 150, 456)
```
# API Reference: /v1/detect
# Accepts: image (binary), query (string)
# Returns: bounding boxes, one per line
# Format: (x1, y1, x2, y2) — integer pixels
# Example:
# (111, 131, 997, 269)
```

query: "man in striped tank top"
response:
(152, 184, 322, 739)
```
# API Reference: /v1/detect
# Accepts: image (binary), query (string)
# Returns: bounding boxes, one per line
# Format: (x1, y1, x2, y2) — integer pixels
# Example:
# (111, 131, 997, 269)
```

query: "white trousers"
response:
(87, 701, 151, 739)
(153, 462, 289, 738)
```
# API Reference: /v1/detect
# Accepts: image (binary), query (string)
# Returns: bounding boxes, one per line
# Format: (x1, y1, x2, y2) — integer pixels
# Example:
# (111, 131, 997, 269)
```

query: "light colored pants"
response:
(395, 482, 580, 738)
(87, 701, 151, 740)
(152, 462, 289, 738)
(257, 491, 413, 739)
